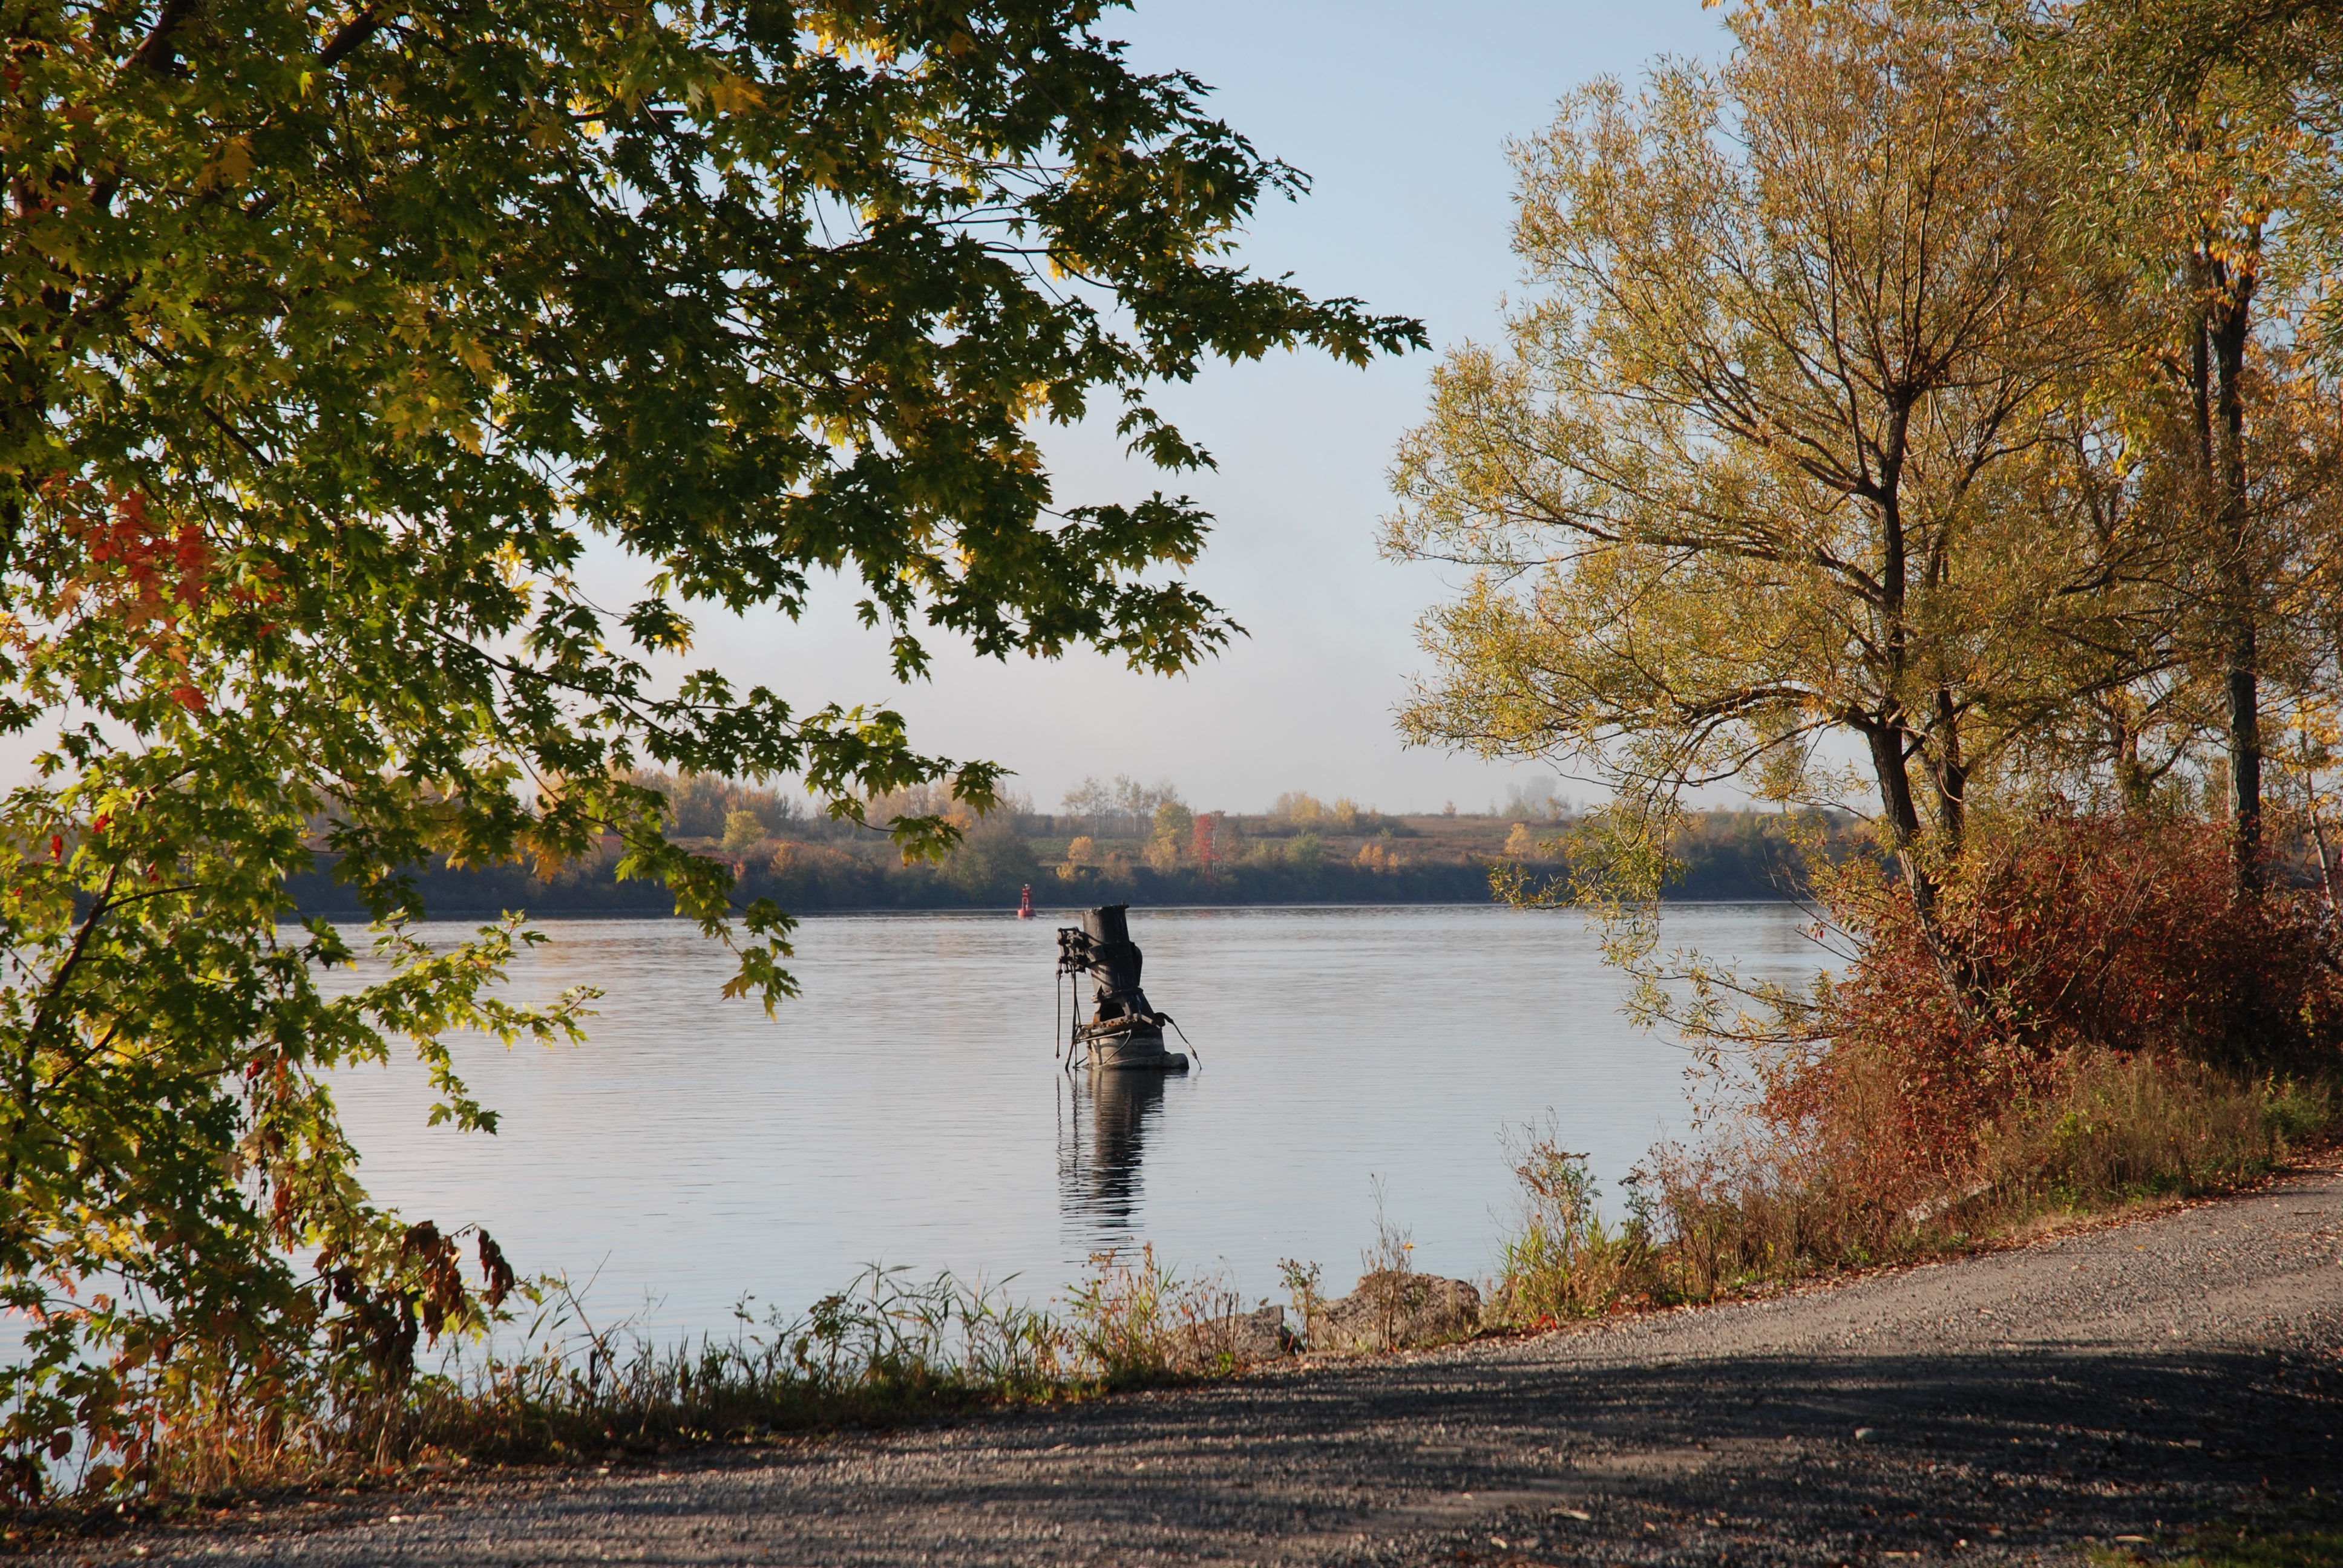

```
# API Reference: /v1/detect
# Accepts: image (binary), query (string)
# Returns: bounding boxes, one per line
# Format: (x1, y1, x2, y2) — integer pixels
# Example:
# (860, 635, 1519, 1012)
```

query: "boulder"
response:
(1172, 1304, 1299, 1371)
(1316, 1272, 1482, 1354)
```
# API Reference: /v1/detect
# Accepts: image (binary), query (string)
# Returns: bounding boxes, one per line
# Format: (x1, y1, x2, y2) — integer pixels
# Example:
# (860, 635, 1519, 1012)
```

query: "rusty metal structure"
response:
(1055, 904, 1189, 1070)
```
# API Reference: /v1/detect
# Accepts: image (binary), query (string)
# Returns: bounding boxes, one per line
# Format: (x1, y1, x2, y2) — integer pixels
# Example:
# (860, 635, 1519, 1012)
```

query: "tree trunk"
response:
(2204, 252, 2262, 895)
(2113, 708, 2152, 814)
(1862, 413, 1985, 1015)
(1932, 685, 1968, 854)
(2309, 782, 2340, 915)
(1863, 715, 1985, 1019)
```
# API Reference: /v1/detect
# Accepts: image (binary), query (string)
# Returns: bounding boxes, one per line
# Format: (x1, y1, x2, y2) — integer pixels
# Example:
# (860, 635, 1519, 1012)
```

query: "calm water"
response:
(329, 904, 1820, 1338)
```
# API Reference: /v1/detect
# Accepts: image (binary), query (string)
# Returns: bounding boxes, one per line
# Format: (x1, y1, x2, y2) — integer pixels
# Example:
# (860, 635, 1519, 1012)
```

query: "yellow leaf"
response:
(707, 72, 762, 116)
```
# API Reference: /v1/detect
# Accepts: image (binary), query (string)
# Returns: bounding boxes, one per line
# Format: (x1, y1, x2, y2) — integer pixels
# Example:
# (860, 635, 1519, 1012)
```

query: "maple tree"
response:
(0, 0, 1419, 1493)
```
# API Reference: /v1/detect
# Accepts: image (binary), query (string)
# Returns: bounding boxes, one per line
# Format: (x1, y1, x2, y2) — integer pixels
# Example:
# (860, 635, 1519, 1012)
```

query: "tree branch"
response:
(318, 3, 388, 70)
(129, 0, 203, 76)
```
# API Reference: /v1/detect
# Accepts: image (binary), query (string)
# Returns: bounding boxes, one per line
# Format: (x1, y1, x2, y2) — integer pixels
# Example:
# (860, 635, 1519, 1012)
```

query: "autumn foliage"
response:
(1652, 813, 2343, 1285)
(59, 486, 214, 627)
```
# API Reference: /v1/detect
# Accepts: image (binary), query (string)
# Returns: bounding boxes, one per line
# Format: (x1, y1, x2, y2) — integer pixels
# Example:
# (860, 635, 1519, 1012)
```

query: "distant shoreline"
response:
(279, 809, 1822, 919)
(280, 895, 1804, 923)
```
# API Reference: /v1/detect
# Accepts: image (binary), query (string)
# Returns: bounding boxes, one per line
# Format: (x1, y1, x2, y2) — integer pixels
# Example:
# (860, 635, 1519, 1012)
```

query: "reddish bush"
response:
(1739, 812, 2343, 1235)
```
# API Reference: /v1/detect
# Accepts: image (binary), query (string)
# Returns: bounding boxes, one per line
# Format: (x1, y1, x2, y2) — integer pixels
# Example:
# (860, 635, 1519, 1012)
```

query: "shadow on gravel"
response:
(54, 1344, 2342, 1566)
(960, 1343, 2342, 1564)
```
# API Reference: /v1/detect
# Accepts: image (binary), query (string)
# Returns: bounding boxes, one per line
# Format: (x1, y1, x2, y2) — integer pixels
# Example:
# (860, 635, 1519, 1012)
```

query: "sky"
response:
(674, 0, 1732, 818)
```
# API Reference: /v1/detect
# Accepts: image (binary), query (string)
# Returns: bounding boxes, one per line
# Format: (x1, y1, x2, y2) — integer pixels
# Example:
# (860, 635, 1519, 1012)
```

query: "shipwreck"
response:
(1055, 904, 1190, 1071)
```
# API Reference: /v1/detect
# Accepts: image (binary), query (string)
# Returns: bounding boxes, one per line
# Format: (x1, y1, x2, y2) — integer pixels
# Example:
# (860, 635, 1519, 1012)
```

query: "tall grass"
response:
(1488, 1126, 1652, 1327)
(1998, 1051, 2336, 1206)
(1487, 1056, 2337, 1321)
(396, 1265, 1078, 1466)
(67, 1249, 1265, 1509)
(1063, 1245, 1254, 1381)
(1648, 1052, 2336, 1301)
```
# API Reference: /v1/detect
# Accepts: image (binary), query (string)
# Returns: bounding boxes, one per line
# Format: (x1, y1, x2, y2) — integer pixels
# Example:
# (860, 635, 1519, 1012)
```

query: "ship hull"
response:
(1077, 1019, 1188, 1071)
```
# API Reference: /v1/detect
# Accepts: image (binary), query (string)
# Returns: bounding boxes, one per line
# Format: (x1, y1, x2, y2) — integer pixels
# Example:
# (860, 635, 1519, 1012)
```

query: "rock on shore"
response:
(1172, 1304, 1297, 1370)
(1315, 1270, 1481, 1353)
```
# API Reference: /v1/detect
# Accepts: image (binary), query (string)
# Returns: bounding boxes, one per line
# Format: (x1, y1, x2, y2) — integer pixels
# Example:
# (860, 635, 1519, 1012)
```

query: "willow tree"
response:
(1385, 1, 2116, 984)
(2008, 0, 2343, 889)
(0, 0, 1420, 1494)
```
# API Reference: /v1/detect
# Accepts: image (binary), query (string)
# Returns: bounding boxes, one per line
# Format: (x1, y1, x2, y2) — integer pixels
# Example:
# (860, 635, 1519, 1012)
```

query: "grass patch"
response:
(2089, 1527, 2343, 1568)
(1487, 1056, 2342, 1323)
(37, 1246, 1270, 1516)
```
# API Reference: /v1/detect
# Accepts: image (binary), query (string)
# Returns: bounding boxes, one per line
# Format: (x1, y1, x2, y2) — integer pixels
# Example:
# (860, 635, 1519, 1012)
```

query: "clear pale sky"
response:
(691, 1, 1730, 818)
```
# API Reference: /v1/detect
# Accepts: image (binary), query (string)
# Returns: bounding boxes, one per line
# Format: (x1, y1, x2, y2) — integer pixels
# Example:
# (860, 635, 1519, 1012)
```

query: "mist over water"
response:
(328, 904, 1821, 1339)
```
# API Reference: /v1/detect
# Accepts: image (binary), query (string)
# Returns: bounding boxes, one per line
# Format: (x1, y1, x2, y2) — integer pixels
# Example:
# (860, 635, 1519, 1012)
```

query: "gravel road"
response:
(53, 1160, 2343, 1567)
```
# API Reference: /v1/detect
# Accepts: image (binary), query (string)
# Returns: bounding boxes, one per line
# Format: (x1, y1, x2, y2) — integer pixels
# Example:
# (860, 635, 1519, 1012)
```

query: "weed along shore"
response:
(25, 1155, 2342, 1567)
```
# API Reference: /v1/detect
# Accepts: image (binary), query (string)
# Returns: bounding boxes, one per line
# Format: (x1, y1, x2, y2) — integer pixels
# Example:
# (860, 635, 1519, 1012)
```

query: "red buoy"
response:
(1017, 883, 1034, 919)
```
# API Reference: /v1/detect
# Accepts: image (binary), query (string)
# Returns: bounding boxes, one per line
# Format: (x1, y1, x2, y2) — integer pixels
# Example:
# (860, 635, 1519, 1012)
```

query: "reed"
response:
(68, 1250, 1269, 1510)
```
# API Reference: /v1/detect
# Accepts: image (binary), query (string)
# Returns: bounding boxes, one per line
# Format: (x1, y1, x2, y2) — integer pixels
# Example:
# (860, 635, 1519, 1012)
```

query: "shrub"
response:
(1791, 812, 2342, 1201)
(1490, 1132, 1653, 1325)
(1645, 810, 2343, 1286)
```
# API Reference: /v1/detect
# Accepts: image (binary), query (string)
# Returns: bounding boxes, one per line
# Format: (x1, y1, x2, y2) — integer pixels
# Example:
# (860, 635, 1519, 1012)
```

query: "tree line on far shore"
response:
(287, 771, 1841, 912)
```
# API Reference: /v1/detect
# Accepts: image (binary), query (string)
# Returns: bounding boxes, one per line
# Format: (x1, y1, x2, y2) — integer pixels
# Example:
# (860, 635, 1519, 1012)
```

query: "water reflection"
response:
(1058, 1067, 1170, 1240)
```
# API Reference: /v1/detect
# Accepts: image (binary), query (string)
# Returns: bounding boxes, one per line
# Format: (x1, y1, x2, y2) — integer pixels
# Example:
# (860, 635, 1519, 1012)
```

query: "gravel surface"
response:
(49, 1160, 2343, 1567)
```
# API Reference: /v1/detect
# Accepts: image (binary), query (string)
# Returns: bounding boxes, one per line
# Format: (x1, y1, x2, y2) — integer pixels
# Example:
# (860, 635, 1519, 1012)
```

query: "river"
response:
(328, 903, 1821, 1341)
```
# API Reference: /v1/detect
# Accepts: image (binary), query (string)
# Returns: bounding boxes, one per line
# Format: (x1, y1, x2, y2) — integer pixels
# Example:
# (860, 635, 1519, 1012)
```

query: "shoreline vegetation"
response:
(284, 773, 1837, 916)
(27, 1044, 2331, 1529)
(73, 800, 2328, 1522)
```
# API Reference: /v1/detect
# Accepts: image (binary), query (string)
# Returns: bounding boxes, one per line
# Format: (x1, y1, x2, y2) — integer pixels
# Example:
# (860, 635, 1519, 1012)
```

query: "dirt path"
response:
(54, 1163, 2343, 1567)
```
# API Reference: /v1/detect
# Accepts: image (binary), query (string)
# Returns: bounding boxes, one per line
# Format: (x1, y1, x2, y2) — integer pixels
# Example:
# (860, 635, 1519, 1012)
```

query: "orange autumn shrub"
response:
(1650, 811, 2343, 1288)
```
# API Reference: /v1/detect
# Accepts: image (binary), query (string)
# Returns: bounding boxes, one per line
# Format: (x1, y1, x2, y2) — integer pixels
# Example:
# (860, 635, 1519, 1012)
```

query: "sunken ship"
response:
(1055, 904, 1189, 1071)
